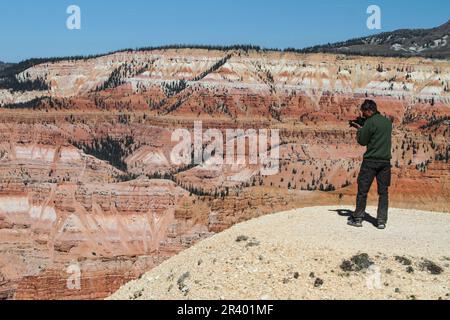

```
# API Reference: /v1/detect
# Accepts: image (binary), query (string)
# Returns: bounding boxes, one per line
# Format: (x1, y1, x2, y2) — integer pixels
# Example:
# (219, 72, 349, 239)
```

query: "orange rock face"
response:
(0, 49, 449, 299)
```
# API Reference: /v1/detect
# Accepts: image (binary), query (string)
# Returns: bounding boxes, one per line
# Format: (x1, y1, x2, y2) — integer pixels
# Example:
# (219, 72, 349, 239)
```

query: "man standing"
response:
(348, 100, 393, 230)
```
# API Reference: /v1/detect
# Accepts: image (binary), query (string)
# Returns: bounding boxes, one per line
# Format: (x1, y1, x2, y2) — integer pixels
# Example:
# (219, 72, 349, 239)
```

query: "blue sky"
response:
(0, 0, 448, 62)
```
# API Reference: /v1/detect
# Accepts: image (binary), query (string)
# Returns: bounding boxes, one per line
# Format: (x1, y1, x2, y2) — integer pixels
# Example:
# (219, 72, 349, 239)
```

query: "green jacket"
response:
(357, 112, 392, 162)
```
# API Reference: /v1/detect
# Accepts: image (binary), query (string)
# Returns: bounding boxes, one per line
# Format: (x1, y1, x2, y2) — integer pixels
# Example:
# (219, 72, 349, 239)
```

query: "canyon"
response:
(0, 47, 448, 299)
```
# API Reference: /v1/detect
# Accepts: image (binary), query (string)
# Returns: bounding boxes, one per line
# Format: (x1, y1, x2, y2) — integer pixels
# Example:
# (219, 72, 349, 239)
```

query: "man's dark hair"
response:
(361, 99, 378, 113)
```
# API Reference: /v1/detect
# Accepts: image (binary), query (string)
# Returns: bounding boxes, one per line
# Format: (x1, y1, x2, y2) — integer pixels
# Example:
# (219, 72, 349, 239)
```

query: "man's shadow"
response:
(330, 209, 378, 227)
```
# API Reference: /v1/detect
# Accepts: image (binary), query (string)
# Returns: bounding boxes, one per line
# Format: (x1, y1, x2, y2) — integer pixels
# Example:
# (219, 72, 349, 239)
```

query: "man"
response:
(349, 100, 393, 230)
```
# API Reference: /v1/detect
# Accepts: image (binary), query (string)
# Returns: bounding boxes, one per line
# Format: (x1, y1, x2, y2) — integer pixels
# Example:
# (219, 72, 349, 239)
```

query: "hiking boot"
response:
(347, 218, 363, 228)
(377, 222, 386, 230)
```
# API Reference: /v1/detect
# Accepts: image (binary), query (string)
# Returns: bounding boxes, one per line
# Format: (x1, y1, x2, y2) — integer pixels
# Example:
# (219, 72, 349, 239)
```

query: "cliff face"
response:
(0, 178, 215, 300)
(0, 48, 448, 299)
(2, 49, 449, 107)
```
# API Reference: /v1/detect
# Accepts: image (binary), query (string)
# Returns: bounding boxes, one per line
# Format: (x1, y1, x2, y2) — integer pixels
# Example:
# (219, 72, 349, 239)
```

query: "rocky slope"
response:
(109, 206, 450, 300)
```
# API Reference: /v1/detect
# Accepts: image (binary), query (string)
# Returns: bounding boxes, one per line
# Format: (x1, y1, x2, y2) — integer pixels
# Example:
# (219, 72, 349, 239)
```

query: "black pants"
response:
(353, 160, 391, 223)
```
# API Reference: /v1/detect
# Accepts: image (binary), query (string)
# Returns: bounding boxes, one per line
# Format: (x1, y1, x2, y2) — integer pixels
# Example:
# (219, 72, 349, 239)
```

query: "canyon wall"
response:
(0, 49, 448, 299)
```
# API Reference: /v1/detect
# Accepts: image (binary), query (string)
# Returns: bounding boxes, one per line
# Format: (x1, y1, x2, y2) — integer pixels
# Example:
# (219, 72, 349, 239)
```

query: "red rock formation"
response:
(0, 49, 448, 299)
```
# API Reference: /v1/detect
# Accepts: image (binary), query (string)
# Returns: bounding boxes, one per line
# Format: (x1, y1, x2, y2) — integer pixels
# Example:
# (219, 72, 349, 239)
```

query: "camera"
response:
(349, 117, 367, 129)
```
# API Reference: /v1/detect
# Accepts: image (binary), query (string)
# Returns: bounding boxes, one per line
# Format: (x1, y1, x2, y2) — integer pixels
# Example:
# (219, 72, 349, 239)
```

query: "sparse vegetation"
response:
(420, 260, 443, 275)
(72, 136, 135, 171)
(163, 80, 188, 97)
(395, 256, 412, 266)
(340, 253, 374, 272)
